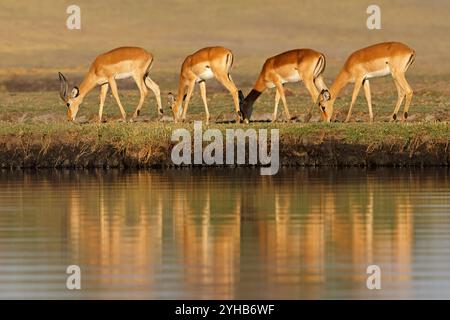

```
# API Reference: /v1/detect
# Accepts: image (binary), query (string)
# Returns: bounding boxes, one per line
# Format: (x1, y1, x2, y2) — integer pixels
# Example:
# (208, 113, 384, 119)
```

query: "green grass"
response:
(1, 112, 449, 168)
(0, 72, 449, 169)
(1, 72, 449, 122)
(1, 121, 449, 147)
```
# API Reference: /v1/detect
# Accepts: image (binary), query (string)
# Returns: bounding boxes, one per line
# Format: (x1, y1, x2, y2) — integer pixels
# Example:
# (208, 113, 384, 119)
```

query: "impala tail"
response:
(314, 54, 326, 79)
(405, 51, 415, 72)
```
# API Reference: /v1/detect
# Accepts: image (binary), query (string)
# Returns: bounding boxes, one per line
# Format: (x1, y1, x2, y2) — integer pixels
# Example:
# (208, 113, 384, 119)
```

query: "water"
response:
(0, 168, 450, 300)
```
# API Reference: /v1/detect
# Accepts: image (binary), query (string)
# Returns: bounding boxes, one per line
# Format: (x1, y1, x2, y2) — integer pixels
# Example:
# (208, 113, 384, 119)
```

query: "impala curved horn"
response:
(58, 72, 69, 102)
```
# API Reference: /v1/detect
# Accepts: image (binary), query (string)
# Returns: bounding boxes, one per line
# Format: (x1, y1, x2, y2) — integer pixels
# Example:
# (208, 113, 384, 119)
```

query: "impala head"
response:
(318, 89, 333, 122)
(58, 72, 83, 121)
(167, 92, 184, 123)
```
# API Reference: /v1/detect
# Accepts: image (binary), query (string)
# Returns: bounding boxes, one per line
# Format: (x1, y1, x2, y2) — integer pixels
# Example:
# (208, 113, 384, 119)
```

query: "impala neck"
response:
(241, 89, 262, 120)
(241, 76, 266, 120)
(77, 72, 98, 99)
(329, 69, 350, 103)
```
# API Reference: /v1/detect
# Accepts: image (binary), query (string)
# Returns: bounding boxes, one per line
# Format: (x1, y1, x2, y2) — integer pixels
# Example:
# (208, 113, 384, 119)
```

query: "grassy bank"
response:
(1, 121, 449, 169)
(1, 71, 449, 169)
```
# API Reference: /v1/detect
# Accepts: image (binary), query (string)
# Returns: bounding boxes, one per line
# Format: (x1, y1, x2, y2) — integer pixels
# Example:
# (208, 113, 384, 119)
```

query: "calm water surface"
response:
(0, 168, 450, 299)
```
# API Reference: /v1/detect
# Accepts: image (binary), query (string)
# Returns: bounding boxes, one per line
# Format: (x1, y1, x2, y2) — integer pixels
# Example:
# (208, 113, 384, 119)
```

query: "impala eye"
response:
(66, 103, 70, 107)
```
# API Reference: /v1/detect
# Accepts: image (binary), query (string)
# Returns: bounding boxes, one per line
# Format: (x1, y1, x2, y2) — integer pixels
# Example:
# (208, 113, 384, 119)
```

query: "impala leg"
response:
(345, 78, 363, 123)
(132, 73, 148, 119)
(390, 77, 405, 121)
(303, 75, 320, 122)
(109, 78, 127, 121)
(363, 79, 374, 122)
(181, 81, 195, 122)
(395, 72, 413, 120)
(273, 89, 280, 122)
(145, 76, 163, 116)
(215, 73, 242, 123)
(98, 83, 109, 123)
(199, 80, 210, 124)
(274, 82, 291, 121)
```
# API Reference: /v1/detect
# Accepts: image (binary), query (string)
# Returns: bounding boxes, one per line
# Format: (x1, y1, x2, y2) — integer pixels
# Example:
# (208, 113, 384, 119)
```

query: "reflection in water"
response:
(0, 168, 450, 299)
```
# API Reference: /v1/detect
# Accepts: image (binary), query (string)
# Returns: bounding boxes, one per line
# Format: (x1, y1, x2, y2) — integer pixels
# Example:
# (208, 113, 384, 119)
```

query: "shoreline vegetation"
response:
(1, 122, 449, 169)
(1, 72, 449, 170)
(1, 72, 449, 171)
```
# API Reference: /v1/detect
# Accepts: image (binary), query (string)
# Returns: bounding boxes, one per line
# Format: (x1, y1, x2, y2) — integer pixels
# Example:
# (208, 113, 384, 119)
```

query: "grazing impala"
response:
(58, 46, 162, 122)
(240, 49, 329, 123)
(318, 42, 415, 122)
(168, 46, 243, 124)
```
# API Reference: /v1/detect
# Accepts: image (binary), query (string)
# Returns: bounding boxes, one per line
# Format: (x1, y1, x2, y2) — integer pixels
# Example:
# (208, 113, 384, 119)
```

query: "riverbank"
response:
(1, 122, 449, 169)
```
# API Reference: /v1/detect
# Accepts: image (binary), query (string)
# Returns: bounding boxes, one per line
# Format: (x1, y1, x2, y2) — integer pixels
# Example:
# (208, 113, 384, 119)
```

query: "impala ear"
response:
(58, 72, 69, 102)
(71, 86, 80, 98)
(320, 89, 331, 101)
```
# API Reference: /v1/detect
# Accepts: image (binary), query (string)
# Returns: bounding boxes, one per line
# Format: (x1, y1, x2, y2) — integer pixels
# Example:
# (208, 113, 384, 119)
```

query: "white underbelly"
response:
(115, 71, 133, 80)
(197, 68, 214, 81)
(365, 66, 391, 79)
(281, 72, 301, 84)
(265, 72, 301, 88)
(97, 78, 108, 85)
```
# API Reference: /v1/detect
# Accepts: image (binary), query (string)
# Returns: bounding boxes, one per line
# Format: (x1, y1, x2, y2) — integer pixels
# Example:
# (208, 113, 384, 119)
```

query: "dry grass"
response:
(1, 72, 449, 124)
